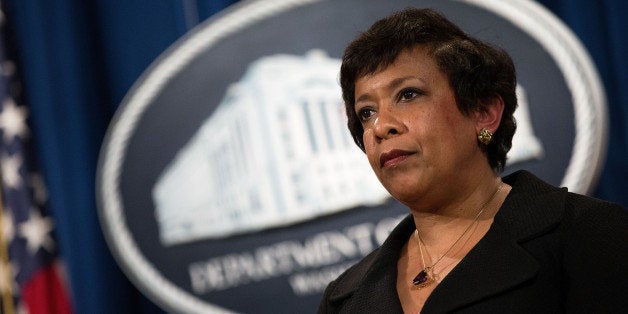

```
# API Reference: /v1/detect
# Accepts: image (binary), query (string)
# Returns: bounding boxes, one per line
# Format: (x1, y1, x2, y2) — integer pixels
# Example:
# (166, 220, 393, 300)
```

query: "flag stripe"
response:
(22, 263, 72, 314)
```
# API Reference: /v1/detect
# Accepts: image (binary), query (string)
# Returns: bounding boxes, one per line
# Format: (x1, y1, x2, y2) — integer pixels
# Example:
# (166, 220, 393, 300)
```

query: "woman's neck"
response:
(409, 175, 505, 244)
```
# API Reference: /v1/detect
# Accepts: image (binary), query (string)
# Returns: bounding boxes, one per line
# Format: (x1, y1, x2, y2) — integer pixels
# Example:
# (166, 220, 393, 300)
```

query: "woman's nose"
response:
(372, 108, 402, 140)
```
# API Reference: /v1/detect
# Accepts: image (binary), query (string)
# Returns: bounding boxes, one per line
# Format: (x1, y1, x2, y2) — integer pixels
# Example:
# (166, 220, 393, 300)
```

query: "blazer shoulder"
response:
(562, 192, 627, 232)
(559, 193, 627, 262)
(321, 246, 381, 302)
(560, 194, 628, 311)
(319, 214, 413, 312)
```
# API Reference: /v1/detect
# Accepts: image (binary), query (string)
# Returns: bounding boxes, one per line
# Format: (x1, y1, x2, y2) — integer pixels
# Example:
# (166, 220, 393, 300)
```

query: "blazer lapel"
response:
(421, 222, 539, 312)
(423, 170, 566, 312)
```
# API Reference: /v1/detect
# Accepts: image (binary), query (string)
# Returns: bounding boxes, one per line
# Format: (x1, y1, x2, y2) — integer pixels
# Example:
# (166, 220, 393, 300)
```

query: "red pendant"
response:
(412, 270, 430, 286)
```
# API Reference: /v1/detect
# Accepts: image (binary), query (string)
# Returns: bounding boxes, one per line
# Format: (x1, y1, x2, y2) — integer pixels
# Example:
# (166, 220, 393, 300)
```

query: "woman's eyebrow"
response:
(355, 76, 422, 103)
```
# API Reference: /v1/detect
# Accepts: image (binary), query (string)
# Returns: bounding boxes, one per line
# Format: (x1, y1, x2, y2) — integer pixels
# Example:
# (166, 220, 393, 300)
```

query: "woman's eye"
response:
(399, 89, 420, 101)
(357, 108, 375, 122)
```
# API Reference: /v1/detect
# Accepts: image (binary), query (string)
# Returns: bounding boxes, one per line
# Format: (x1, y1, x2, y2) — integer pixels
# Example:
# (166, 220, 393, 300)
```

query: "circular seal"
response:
(97, 0, 607, 312)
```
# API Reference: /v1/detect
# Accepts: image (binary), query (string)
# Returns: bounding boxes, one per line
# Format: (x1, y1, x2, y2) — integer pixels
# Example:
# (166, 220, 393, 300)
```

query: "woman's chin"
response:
(383, 185, 425, 206)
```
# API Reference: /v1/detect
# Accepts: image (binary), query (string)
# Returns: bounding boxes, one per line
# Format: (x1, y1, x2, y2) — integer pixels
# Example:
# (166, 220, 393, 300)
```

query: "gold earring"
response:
(478, 128, 493, 145)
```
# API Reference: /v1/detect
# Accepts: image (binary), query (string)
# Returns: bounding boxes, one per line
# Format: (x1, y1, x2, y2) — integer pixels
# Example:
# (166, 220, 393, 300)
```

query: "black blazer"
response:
(318, 171, 627, 313)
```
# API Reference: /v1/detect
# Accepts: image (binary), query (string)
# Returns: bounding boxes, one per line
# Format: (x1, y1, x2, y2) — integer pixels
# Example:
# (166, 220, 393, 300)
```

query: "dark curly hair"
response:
(341, 8, 517, 172)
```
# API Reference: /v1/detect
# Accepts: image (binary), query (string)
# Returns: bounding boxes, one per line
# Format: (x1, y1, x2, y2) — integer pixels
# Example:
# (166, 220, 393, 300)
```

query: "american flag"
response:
(0, 4, 72, 314)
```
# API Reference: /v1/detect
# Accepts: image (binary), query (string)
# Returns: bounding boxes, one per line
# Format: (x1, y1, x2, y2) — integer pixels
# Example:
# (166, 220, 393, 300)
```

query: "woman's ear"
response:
(474, 96, 505, 134)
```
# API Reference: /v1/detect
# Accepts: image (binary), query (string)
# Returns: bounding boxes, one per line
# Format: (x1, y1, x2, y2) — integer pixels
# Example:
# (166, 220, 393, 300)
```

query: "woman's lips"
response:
(380, 149, 414, 168)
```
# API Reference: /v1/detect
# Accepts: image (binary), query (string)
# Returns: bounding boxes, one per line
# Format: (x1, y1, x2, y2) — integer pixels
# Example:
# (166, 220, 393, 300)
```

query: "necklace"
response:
(412, 182, 503, 288)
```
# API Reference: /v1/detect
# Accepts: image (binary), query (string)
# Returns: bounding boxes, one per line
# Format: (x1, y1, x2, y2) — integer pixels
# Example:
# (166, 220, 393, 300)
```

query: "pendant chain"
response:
(412, 182, 503, 287)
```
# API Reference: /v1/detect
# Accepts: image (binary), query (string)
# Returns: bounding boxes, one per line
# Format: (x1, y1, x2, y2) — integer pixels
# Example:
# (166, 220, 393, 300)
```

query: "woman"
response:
(319, 8, 627, 313)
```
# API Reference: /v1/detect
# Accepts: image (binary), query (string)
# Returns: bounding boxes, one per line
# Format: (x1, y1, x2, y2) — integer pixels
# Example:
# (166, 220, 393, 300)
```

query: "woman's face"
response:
(354, 46, 485, 207)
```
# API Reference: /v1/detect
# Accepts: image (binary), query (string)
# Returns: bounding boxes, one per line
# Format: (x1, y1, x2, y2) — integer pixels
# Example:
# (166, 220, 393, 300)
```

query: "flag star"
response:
(1, 210, 15, 244)
(19, 209, 55, 254)
(0, 97, 29, 143)
(1, 153, 22, 188)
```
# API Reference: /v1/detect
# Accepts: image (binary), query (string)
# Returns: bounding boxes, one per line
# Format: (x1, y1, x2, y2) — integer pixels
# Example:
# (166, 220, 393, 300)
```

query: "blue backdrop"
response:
(1, 0, 625, 313)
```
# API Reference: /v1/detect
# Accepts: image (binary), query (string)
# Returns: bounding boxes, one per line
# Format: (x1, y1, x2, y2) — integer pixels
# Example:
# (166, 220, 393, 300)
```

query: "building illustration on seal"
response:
(152, 50, 390, 245)
(152, 49, 544, 246)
